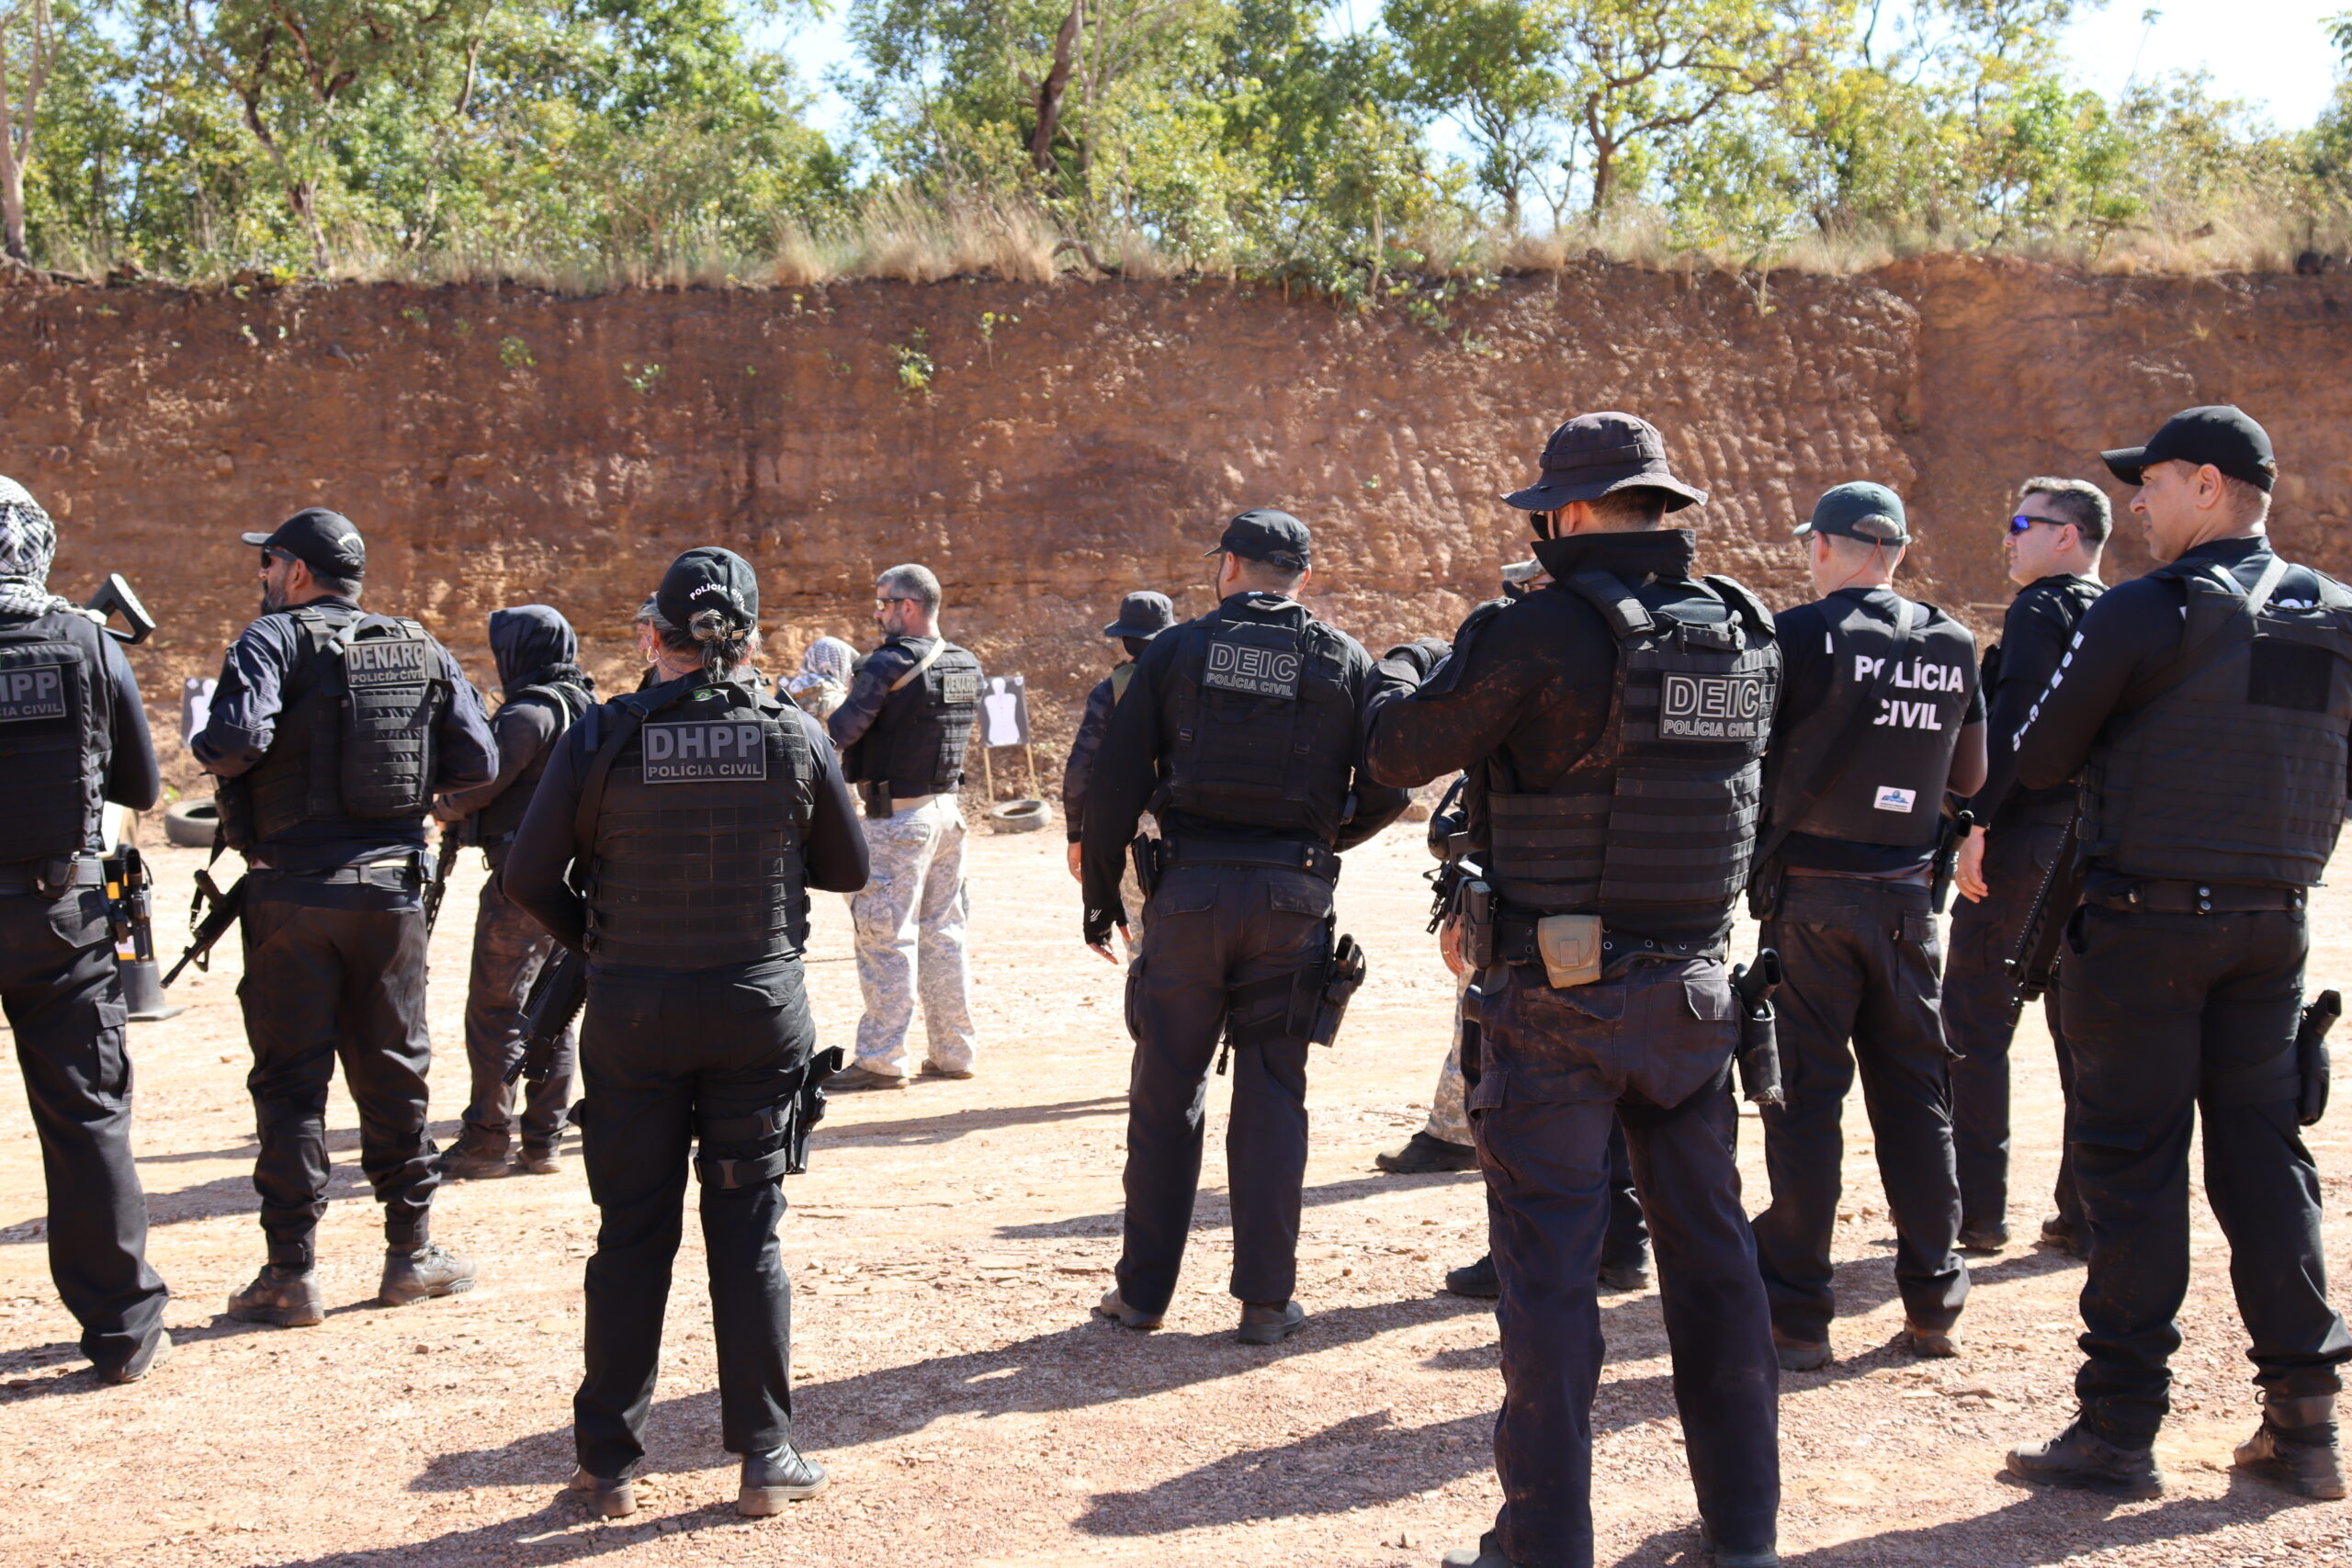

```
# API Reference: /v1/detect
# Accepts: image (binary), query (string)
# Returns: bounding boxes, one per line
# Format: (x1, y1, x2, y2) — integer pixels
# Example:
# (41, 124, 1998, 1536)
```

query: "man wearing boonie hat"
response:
(1062, 590, 1176, 953)
(1747, 482, 1985, 1381)
(1362, 412, 1785, 1568)
(2004, 406, 2352, 1504)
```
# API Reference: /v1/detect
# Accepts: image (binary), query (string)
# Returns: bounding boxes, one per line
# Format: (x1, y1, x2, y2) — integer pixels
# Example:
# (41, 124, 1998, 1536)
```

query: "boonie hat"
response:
(2101, 405, 2277, 492)
(1102, 591, 1176, 640)
(1794, 481, 1910, 545)
(242, 508, 367, 578)
(1504, 412, 1707, 513)
(1203, 509, 1312, 571)
(656, 547, 759, 635)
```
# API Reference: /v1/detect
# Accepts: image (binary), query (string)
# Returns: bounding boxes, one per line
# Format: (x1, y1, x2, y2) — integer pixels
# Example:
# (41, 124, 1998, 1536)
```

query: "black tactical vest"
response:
(1984, 575, 2104, 823)
(223, 605, 448, 848)
(1779, 591, 1976, 849)
(845, 637, 981, 796)
(475, 681, 593, 848)
(582, 680, 816, 969)
(1482, 571, 1780, 924)
(1157, 593, 1360, 844)
(0, 606, 112, 869)
(2083, 552, 2352, 887)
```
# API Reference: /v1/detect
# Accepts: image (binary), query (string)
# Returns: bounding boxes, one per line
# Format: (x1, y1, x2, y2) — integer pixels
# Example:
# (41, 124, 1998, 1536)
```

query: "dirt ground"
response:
(3, 819, 2350, 1568)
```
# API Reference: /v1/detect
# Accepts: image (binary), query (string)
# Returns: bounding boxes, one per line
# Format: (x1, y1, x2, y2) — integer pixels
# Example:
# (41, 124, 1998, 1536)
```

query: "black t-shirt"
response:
(1769, 587, 1984, 874)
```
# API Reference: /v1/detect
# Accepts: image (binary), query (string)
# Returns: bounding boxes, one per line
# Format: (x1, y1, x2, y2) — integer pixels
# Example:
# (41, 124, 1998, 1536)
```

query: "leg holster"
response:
(1217, 925, 1365, 1074)
(695, 1100, 796, 1190)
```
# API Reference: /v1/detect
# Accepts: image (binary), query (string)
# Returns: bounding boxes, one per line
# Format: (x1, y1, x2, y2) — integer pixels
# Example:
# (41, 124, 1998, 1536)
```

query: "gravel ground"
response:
(2, 824, 2349, 1566)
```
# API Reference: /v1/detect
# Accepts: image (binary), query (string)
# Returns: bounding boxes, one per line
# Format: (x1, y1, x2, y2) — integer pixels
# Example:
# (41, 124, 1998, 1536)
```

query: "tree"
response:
(1563, 0, 1830, 213)
(0, 0, 55, 260)
(1384, 0, 1561, 231)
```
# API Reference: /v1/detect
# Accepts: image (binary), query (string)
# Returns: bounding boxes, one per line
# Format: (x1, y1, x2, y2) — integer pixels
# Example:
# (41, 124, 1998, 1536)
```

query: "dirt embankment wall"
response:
(4, 256, 2348, 797)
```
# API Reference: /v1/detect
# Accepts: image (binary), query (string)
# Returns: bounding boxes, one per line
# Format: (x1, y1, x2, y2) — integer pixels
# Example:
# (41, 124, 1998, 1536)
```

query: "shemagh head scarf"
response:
(786, 635, 856, 695)
(0, 476, 69, 618)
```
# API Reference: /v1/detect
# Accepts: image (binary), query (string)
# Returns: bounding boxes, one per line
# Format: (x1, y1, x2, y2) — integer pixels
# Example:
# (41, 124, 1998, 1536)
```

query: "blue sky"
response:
(770, 0, 2347, 151)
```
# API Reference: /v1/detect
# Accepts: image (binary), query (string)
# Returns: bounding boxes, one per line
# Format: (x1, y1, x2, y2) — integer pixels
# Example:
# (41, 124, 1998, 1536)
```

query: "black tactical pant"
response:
(2062, 903, 2351, 1446)
(1943, 818, 2078, 1235)
(575, 956, 810, 1480)
(1117, 863, 1325, 1315)
(1469, 957, 1779, 1568)
(1755, 874, 1969, 1343)
(239, 874, 440, 1261)
(0, 888, 168, 1373)
(460, 871, 574, 1147)
(1601, 1119, 1650, 1272)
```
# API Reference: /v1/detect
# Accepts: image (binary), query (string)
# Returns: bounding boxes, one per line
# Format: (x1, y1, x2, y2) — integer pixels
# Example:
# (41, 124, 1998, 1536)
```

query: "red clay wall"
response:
(3, 255, 2345, 795)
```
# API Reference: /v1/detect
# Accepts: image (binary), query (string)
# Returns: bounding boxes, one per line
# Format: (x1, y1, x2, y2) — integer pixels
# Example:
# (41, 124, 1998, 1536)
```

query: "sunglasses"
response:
(260, 547, 296, 566)
(2007, 514, 2071, 536)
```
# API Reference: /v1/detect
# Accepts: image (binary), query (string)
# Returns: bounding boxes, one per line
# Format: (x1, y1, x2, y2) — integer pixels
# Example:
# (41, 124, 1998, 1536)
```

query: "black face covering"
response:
(490, 604, 584, 693)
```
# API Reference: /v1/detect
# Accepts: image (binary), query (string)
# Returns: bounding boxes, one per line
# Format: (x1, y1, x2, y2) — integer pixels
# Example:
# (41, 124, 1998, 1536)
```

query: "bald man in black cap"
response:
(1081, 511, 1408, 1346)
(2006, 407, 2352, 1502)
(195, 509, 496, 1325)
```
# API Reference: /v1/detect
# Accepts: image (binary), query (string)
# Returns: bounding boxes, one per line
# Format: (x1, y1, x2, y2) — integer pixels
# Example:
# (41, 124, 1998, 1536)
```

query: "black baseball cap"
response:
(241, 508, 366, 578)
(656, 547, 759, 634)
(1203, 508, 1312, 571)
(1793, 481, 1910, 545)
(2101, 405, 2277, 492)
(1102, 591, 1176, 639)
(1504, 412, 1707, 513)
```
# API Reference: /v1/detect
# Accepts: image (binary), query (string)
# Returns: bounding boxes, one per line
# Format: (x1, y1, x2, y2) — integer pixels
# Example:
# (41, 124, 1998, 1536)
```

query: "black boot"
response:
(739, 1445, 828, 1515)
(2007, 1417, 2165, 1498)
(1377, 1131, 1478, 1174)
(513, 1141, 560, 1176)
(379, 1242, 477, 1307)
(1444, 1255, 1499, 1300)
(1599, 1255, 1651, 1293)
(227, 1263, 324, 1327)
(1701, 1521, 1781, 1567)
(442, 1126, 511, 1179)
(2038, 1214, 2086, 1260)
(1440, 1531, 1517, 1566)
(2233, 1393, 2346, 1499)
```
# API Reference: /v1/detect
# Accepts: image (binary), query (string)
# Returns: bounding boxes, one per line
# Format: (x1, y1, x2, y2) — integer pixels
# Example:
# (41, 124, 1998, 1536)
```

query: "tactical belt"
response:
(0, 858, 105, 895)
(1164, 838, 1340, 884)
(2088, 879, 2308, 915)
(1784, 863, 1932, 886)
(1490, 909, 1720, 968)
(248, 849, 435, 886)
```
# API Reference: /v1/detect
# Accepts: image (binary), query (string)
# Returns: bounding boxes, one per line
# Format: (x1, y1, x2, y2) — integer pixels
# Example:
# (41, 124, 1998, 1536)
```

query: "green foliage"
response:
(7, 0, 2352, 282)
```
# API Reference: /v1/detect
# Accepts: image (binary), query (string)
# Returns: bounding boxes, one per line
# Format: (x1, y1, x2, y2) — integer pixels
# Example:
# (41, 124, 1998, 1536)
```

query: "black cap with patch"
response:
(1203, 509, 1312, 571)
(2102, 405, 2278, 492)
(241, 508, 367, 578)
(656, 547, 759, 635)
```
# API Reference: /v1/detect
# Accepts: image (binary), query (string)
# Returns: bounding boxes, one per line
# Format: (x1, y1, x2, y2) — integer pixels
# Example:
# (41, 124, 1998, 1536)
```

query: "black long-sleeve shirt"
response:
(435, 699, 560, 822)
(1079, 593, 1411, 936)
(1061, 673, 1118, 844)
(1965, 574, 2101, 826)
(2014, 536, 2351, 798)
(503, 693, 869, 957)
(194, 595, 495, 858)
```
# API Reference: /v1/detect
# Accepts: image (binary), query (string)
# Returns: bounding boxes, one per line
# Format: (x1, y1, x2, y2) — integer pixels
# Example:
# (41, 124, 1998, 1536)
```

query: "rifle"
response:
(1732, 949, 1785, 1106)
(2005, 813, 2086, 1023)
(163, 867, 247, 987)
(85, 574, 155, 645)
(2299, 989, 2340, 1128)
(422, 829, 461, 934)
(505, 944, 587, 1086)
(1930, 807, 1975, 914)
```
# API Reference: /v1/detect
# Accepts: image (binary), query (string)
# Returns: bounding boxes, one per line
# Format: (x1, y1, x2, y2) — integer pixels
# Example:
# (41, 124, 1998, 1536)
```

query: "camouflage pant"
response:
(850, 795, 979, 1077)
(1421, 970, 1473, 1146)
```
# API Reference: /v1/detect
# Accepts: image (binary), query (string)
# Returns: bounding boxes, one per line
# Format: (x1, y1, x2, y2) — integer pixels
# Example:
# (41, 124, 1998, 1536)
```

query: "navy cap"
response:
(2102, 404, 2277, 492)
(1203, 508, 1312, 571)
(1504, 412, 1707, 513)
(1102, 591, 1176, 640)
(241, 508, 366, 578)
(1794, 481, 1910, 545)
(656, 547, 759, 636)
